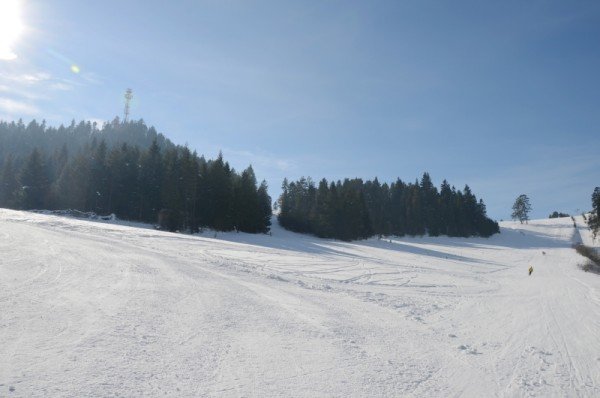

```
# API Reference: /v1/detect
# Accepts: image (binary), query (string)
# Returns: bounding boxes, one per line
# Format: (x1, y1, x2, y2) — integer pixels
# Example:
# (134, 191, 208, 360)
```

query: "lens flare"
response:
(0, 0, 24, 61)
(71, 65, 81, 74)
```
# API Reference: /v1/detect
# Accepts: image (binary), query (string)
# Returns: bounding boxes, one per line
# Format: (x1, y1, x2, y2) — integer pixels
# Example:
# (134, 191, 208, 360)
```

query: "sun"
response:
(0, 0, 24, 61)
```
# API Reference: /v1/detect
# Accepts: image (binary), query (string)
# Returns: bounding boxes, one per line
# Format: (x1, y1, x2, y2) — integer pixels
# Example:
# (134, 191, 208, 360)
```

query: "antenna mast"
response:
(124, 88, 133, 122)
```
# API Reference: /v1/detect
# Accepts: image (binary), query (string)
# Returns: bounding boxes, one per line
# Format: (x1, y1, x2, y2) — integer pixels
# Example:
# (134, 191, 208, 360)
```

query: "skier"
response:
(528, 266, 533, 276)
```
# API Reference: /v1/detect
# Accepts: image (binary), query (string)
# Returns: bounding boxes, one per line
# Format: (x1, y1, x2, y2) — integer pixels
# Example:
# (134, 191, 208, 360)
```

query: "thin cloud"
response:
(3, 72, 52, 84)
(80, 72, 103, 85)
(0, 49, 18, 61)
(0, 97, 39, 116)
(49, 82, 74, 91)
(0, 68, 84, 117)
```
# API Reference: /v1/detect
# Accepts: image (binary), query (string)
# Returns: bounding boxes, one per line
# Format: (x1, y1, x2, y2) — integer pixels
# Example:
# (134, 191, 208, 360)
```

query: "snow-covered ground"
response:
(1, 209, 599, 397)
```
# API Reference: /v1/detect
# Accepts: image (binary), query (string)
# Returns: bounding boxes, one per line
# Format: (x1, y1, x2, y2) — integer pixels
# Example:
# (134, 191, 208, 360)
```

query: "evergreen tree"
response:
(420, 173, 439, 236)
(389, 179, 407, 236)
(549, 211, 569, 218)
(17, 149, 49, 210)
(0, 155, 18, 208)
(0, 120, 274, 234)
(313, 179, 335, 237)
(207, 152, 234, 231)
(257, 180, 272, 233)
(278, 173, 499, 240)
(106, 144, 140, 219)
(179, 147, 199, 231)
(54, 153, 89, 210)
(438, 180, 454, 236)
(233, 166, 259, 232)
(160, 147, 183, 229)
(88, 140, 109, 213)
(138, 140, 163, 222)
(588, 187, 600, 239)
(511, 194, 532, 224)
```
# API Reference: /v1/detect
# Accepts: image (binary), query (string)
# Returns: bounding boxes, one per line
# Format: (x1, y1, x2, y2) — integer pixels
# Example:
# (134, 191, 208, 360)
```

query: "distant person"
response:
(528, 266, 534, 276)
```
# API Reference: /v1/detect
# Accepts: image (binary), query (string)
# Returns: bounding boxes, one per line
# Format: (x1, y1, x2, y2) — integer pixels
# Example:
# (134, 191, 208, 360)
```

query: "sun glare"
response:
(0, 0, 24, 61)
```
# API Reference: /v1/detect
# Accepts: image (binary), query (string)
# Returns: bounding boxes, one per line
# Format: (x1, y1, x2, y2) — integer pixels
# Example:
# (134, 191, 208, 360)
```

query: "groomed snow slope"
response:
(1, 209, 599, 397)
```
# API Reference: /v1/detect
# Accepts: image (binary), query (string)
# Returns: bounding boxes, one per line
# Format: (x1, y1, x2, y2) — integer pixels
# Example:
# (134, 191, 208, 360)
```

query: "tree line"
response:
(0, 118, 172, 163)
(0, 119, 272, 233)
(549, 211, 570, 219)
(278, 173, 500, 241)
(1, 118, 504, 241)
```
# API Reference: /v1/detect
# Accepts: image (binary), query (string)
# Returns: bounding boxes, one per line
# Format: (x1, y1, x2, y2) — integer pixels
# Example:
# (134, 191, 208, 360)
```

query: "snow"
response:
(1, 209, 599, 397)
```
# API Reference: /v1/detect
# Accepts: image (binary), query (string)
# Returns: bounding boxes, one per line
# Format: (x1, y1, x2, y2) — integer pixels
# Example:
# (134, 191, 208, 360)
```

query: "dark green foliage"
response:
(0, 119, 271, 234)
(549, 211, 570, 219)
(278, 173, 499, 241)
(0, 155, 18, 208)
(588, 187, 600, 239)
(138, 140, 163, 223)
(206, 152, 234, 231)
(17, 149, 49, 210)
(0, 118, 172, 166)
(257, 181, 273, 233)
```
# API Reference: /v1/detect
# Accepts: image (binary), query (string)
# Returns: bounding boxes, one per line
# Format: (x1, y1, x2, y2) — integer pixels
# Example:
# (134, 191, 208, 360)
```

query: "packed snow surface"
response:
(1, 209, 599, 397)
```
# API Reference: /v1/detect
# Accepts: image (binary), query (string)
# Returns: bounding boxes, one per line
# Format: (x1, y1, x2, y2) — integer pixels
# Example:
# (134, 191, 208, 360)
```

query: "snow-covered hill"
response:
(1, 209, 599, 397)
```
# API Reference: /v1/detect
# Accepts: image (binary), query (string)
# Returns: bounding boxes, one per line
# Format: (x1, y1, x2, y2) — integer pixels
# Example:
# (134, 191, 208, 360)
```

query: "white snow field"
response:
(1, 209, 599, 397)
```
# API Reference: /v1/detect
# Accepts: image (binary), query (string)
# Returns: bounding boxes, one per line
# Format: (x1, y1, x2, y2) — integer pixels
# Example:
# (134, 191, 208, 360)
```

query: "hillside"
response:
(0, 119, 173, 165)
(0, 210, 599, 397)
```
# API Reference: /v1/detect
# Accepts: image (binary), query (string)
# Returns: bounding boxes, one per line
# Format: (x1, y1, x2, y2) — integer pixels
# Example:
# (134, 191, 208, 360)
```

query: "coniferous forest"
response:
(0, 118, 272, 233)
(278, 173, 500, 241)
(1, 118, 500, 240)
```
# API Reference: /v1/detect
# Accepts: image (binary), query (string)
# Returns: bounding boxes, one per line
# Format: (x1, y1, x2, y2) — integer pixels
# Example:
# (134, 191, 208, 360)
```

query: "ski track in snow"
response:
(0, 209, 599, 397)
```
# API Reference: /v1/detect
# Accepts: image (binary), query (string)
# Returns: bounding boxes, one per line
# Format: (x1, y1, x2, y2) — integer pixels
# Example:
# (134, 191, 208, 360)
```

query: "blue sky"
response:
(1, 0, 599, 220)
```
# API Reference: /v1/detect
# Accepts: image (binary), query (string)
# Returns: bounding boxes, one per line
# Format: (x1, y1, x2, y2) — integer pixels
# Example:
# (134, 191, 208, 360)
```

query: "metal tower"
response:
(124, 88, 133, 122)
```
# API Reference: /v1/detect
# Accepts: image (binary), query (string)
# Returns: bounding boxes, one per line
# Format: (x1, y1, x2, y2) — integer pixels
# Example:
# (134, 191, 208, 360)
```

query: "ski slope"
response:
(1, 209, 599, 397)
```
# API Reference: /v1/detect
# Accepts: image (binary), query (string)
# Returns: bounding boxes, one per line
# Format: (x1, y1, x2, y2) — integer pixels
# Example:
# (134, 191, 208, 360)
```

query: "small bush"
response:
(575, 244, 600, 273)
(549, 211, 570, 218)
(581, 261, 599, 273)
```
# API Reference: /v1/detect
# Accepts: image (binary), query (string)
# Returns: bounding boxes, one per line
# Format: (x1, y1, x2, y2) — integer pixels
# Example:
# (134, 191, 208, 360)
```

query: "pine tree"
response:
(138, 139, 163, 222)
(438, 180, 453, 236)
(107, 144, 141, 219)
(0, 155, 18, 208)
(588, 187, 600, 239)
(195, 156, 209, 227)
(313, 178, 334, 237)
(54, 153, 90, 210)
(17, 149, 49, 210)
(277, 178, 291, 229)
(0, 118, 271, 234)
(160, 147, 182, 229)
(420, 172, 439, 236)
(89, 140, 109, 213)
(389, 179, 406, 236)
(257, 180, 272, 233)
(511, 194, 532, 224)
(207, 152, 234, 231)
(233, 166, 259, 232)
(277, 173, 499, 240)
(179, 147, 199, 232)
